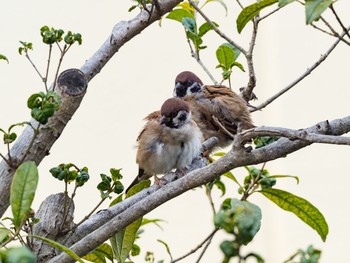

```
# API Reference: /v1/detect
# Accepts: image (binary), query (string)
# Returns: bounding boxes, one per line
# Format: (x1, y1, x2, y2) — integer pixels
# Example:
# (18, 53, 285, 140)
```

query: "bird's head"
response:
(174, 71, 203, 98)
(160, 98, 191, 128)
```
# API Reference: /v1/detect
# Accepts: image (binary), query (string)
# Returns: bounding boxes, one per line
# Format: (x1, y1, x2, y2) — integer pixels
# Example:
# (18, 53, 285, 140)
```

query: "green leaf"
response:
(278, 0, 296, 7)
(305, 0, 333, 25)
(0, 54, 9, 63)
(215, 199, 261, 245)
(141, 218, 165, 230)
(83, 243, 113, 263)
(198, 21, 219, 37)
(111, 217, 143, 263)
(222, 171, 242, 188)
(110, 168, 123, 181)
(216, 44, 235, 71)
(269, 174, 299, 184)
(260, 188, 328, 241)
(31, 235, 84, 262)
(10, 161, 38, 229)
(110, 181, 151, 262)
(157, 239, 172, 259)
(182, 17, 197, 34)
(203, 0, 228, 15)
(0, 228, 10, 244)
(5, 246, 36, 263)
(126, 180, 151, 197)
(236, 0, 278, 33)
(166, 8, 194, 23)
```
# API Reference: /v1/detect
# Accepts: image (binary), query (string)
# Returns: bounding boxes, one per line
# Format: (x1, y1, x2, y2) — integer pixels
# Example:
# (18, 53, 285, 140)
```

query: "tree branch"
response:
(252, 25, 350, 112)
(0, 0, 183, 217)
(48, 115, 350, 263)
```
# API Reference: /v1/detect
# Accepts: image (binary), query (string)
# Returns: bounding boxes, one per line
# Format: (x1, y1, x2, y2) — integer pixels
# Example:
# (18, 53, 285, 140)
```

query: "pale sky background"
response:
(1, 0, 350, 262)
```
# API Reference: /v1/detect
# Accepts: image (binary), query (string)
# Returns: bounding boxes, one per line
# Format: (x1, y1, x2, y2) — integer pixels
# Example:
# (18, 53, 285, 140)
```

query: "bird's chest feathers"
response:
(153, 124, 201, 168)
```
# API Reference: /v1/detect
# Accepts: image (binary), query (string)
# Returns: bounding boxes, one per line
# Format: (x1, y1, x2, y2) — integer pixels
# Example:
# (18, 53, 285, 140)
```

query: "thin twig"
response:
(0, 153, 11, 167)
(195, 230, 215, 263)
(71, 198, 107, 231)
(205, 185, 216, 216)
(235, 0, 244, 9)
(330, 4, 350, 39)
(44, 44, 52, 92)
(25, 52, 45, 82)
(186, 38, 218, 84)
(242, 16, 258, 102)
(188, 0, 247, 55)
(258, 6, 282, 22)
(171, 228, 220, 263)
(252, 26, 350, 112)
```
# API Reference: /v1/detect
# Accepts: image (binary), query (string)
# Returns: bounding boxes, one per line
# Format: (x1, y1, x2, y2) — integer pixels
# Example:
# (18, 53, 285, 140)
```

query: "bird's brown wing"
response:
(137, 110, 161, 142)
(203, 85, 255, 131)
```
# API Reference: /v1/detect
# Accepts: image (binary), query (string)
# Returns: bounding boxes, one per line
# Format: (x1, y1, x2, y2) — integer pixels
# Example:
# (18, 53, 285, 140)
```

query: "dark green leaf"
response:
(31, 235, 83, 262)
(236, 0, 278, 33)
(10, 161, 38, 229)
(220, 240, 238, 258)
(114, 181, 124, 194)
(0, 54, 9, 63)
(278, 0, 296, 7)
(260, 188, 328, 241)
(305, 0, 333, 24)
(110, 168, 123, 181)
(27, 92, 45, 109)
(131, 243, 141, 256)
(166, 9, 194, 23)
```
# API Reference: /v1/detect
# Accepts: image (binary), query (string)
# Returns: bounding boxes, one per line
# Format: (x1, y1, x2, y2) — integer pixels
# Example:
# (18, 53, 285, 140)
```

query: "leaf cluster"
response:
(49, 163, 90, 187)
(40, 26, 82, 46)
(27, 91, 61, 125)
(215, 198, 262, 262)
(97, 168, 124, 199)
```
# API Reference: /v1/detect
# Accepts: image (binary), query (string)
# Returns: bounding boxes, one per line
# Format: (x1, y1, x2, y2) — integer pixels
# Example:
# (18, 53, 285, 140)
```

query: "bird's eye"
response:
(178, 113, 187, 121)
(187, 80, 193, 86)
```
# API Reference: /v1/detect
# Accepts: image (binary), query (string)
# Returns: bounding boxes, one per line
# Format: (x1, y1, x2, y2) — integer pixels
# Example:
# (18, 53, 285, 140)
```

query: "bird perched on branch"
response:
(174, 71, 254, 148)
(125, 98, 203, 193)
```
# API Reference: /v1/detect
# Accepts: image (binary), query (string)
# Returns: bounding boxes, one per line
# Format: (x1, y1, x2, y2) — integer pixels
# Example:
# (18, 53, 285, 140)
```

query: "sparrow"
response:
(125, 98, 203, 193)
(174, 71, 254, 148)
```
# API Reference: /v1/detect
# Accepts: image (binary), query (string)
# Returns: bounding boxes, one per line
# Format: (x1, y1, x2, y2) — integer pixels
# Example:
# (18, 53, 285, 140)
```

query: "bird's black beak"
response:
(174, 82, 187, 98)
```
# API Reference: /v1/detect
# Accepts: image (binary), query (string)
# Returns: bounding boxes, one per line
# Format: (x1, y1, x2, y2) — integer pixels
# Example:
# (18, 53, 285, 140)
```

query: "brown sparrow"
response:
(125, 98, 203, 193)
(174, 71, 254, 148)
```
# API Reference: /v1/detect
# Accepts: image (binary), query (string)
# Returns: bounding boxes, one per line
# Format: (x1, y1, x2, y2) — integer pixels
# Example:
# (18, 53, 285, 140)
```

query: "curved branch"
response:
(48, 115, 350, 263)
(0, 0, 182, 217)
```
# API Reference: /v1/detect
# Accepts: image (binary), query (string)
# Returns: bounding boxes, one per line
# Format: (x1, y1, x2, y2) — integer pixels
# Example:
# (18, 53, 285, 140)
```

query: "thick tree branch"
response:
(0, 0, 182, 217)
(48, 116, 350, 263)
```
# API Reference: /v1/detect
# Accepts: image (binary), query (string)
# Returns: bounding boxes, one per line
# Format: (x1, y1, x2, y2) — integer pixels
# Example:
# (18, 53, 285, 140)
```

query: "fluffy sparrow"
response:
(125, 98, 203, 193)
(174, 71, 255, 148)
